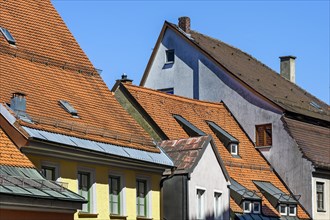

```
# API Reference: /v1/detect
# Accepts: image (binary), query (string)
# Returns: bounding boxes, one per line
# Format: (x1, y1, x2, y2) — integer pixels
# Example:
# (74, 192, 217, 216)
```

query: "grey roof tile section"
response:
(23, 127, 173, 166)
(230, 178, 261, 200)
(0, 165, 85, 202)
(235, 213, 298, 220)
(253, 181, 297, 204)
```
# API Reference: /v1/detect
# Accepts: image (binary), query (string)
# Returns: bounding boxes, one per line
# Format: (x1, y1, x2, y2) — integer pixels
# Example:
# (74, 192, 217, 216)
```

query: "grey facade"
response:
(141, 19, 329, 219)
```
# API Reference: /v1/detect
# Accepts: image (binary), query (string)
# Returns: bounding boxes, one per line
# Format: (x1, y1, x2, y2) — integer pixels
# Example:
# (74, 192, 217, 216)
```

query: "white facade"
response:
(188, 143, 230, 220)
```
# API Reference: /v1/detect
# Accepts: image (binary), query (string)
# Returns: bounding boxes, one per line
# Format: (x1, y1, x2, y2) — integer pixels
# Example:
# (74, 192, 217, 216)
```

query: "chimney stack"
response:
(279, 56, 296, 83)
(178, 16, 190, 34)
(119, 73, 133, 84)
(10, 92, 27, 116)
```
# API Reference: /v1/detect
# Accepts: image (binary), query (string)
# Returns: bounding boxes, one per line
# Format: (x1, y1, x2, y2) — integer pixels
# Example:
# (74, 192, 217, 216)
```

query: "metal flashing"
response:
(23, 127, 173, 166)
(173, 114, 205, 137)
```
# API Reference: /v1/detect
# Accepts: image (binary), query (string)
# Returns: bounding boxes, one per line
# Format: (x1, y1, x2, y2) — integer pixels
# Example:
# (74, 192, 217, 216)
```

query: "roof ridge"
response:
(125, 84, 224, 108)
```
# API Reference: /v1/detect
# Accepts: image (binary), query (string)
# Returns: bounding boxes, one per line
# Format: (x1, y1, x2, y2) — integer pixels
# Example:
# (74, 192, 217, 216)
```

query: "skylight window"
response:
(310, 101, 322, 110)
(0, 27, 16, 45)
(59, 100, 79, 118)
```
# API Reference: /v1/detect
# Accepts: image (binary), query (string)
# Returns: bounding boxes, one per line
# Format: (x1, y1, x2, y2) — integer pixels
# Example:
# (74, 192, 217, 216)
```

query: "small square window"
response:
(256, 124, 272, 147)
(253, 202, 261, 214)
(230, 143, 238, 155)
(289, 205, 296, 216)
(165, 49, 175, 63)
(243, 201, 251, 213)
(279, 204, 287, 215)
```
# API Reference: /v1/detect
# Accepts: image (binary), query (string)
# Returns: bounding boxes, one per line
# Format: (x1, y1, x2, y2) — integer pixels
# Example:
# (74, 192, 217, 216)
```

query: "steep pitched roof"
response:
(283, 117, 330, 169)
(123, 84, 310, 219)
(0, 127, 34, 168)
(0, 0, 157, 152)
(141, 21, 329, 122)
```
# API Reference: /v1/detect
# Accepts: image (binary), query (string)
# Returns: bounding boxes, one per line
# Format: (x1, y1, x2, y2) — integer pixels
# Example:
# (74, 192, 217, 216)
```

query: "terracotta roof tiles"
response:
(0, 127, 34, 168)
(124, 84, 310, 219)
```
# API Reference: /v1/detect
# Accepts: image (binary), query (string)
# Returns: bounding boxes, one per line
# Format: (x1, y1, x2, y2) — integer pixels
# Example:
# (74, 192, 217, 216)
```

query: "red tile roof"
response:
(0, 0, 157, 152)
(123, 84, 310, 219)
(0, 127, 34, 168)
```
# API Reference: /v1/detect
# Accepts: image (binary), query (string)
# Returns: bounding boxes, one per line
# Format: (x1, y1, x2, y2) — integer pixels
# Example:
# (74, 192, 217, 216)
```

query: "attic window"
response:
(59, 100, 79, 118)
(165, 49, 175, 64)
(173, 114, 205, 137)
(0, 27, 16, 45)
(310, 101, 322, 110)
(158, 88, 174, 94)
(207, 121, 239, 157)
(255, 124, 272, 147)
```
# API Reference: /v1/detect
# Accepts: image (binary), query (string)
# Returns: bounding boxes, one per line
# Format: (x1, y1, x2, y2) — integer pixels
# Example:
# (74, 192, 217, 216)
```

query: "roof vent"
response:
(0, 27, 16, 45)
(10, 92, 27, 116)
(178, 16, 191, 34)
(119, 73, 133, 84)
(59, 100, 79, 118)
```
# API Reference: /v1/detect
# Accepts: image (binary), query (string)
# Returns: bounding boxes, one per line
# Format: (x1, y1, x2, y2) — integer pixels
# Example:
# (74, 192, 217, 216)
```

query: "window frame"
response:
(41, 161, 59, 181)
(165, 49, 175, 64)
(214, 191, 222, 218)
(255, 124, 272, 147)
(136, 178, 149, 217)
(316, 182, 325, 211)
(253, 201, 261, 214)
(196, 188, 206, 220)
(109, 175, 121, 215)
(77, 167, 96, 214)
(230, 143, 238, 156)
(288, 205, 296, 216)
(243, 201, 252, 213)
(0, 27, 16, 45)
(279, 204, 287, 215)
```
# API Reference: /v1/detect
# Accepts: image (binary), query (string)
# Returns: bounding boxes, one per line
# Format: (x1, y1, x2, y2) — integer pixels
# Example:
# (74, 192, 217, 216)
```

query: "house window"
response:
(41, 166, 56, 181)
(256, 124, 272, 147)
(165, 49, 175, 63)
(253, 202, 261, 214)
(78, 171, 92, 213)
(196, 189, 205, 219)
(289, 205, 296, 216)
(279, 204, 287, 215)
(230, 143, 238, 155)
(317, 182, 324, 211)
(136, 179, 147, 217)
(214, 192, 222, 218)
(243, 201, 251, 213)
(109, 176, 121, 215)
(158, 88, 174, 94)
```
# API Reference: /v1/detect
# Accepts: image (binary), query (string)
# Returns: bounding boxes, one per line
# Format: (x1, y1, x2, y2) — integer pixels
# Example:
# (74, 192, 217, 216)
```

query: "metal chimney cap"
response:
(121, 73, 128, 80)
(279, 55, 296, 60)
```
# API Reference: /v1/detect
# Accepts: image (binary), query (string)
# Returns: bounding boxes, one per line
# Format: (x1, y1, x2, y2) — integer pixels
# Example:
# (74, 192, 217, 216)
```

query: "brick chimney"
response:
(178, 16, 190, 34)
(279, 56, 296, 83)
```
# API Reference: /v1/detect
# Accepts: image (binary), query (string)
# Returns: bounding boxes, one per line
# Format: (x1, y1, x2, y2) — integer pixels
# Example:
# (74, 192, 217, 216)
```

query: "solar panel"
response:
(0, 27, 16, 44)
(59, 100, 78, 117)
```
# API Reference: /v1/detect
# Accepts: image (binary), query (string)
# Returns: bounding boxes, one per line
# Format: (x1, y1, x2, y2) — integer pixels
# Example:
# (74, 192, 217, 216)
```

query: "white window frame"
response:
(136, 175, 152, 218)
(77, 167, 96, 214)
(41, 161, 60, 182)
(279, 204, 287, 215)
(214, 191, 222, 219)
(196, 187, 206, 220)
(316, 181, 325, 211)
(109, 172, 126, 216)
(230, 143, 238, 155)
(288, 205, 296, 216)
(253, 201, 261, 214)
(243, 201, 251, 213)
(165, 49, 175, 64)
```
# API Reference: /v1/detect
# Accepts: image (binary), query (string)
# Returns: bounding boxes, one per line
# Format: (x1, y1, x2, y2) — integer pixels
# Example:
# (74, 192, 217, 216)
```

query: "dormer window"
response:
(253, 201, 261, 214)
(243, 201, 261, 214)
(173, 114, 205, 137)
(59, 100, 79, 118)
(0, 27, 16, 45)
(289, 205, 296, 216)
(165, 49, 175, 64)
(243, 201, 251, 213)
(207, 121, 239, 157)
(279, 204, 287, 215)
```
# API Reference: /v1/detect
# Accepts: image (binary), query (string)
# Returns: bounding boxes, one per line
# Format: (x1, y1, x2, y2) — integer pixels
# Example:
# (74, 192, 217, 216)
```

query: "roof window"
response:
(158, 88, 174, 95)
(165, 49, 175, 64)
(310, 101, 322, 110)
(207, 121, 239, 157)
(59, 100, 79, 118)
(0, 27, 16, 45)
(173, 114, 205, 137)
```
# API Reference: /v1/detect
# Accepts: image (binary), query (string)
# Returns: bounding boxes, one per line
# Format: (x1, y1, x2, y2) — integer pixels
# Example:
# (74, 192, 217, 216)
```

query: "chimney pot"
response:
(118, 73, 133, 84)
(178, 16, 191, 34)
(279, 56, 296, 83)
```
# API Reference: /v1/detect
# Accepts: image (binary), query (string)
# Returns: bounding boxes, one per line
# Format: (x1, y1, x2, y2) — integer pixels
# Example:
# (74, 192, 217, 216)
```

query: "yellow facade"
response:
(27, 154, 162, 220)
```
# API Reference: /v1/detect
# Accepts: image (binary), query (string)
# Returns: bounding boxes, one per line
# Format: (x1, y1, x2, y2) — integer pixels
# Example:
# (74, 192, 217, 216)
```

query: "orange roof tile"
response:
(0, 0, 157, 152)
(0, 127, 34, 168)
(123, 84, 310, 219)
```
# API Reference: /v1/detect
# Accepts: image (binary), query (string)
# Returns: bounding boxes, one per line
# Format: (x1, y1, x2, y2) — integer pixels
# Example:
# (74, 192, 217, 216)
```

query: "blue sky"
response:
(52, 1, 329, 104)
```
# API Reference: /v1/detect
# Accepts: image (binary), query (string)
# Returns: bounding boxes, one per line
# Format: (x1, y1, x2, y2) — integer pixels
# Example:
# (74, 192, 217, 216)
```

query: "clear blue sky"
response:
(52, 0, 329, 104)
